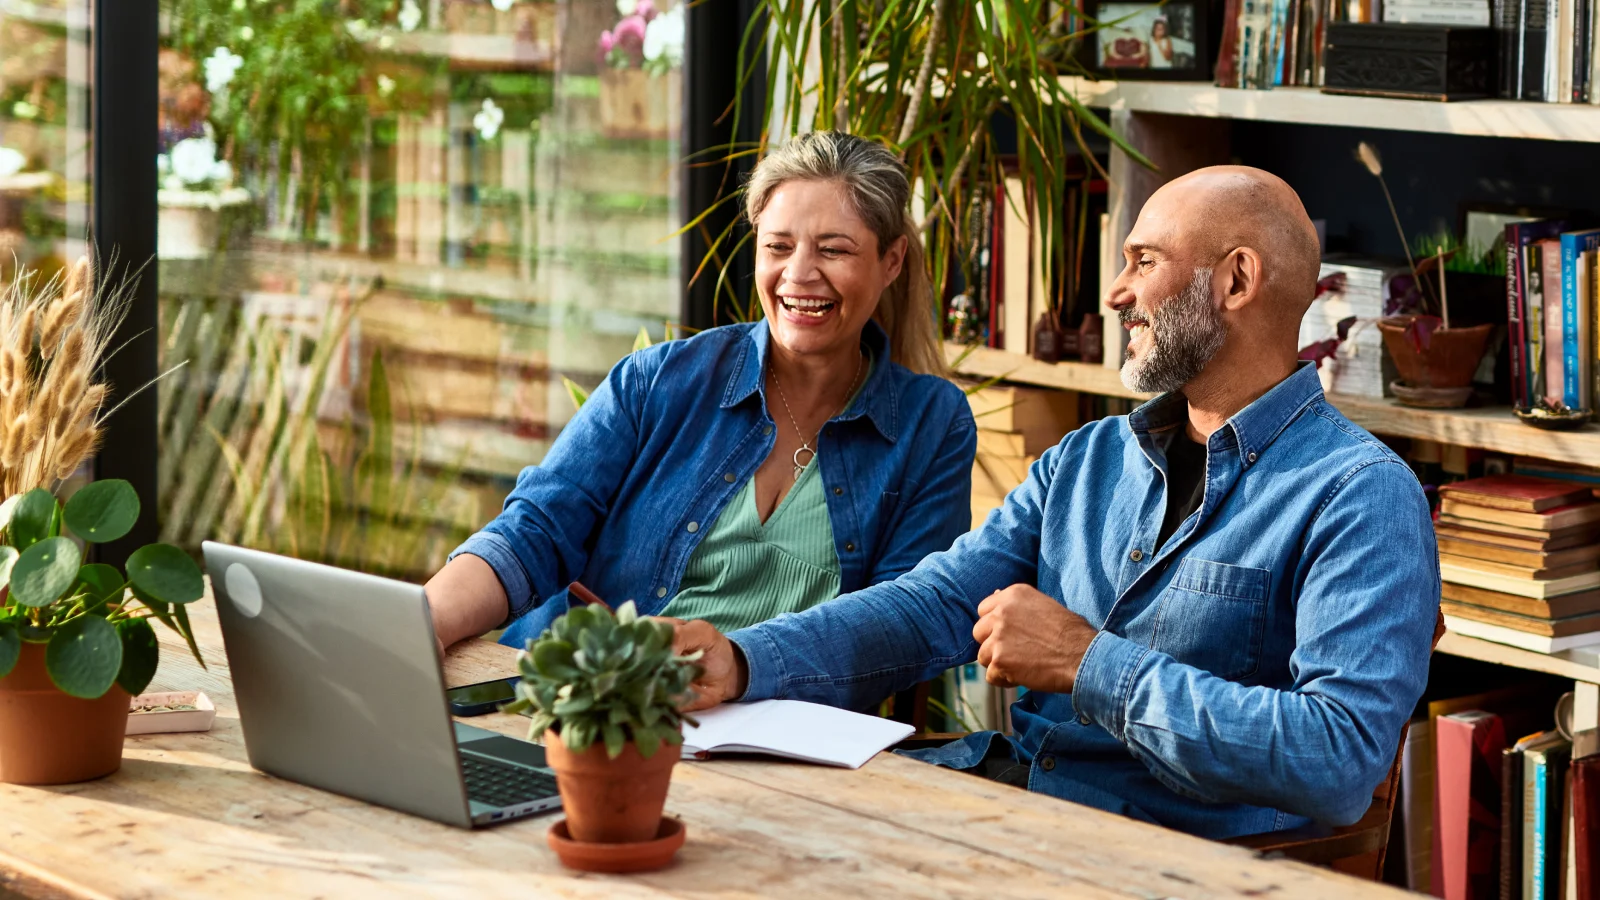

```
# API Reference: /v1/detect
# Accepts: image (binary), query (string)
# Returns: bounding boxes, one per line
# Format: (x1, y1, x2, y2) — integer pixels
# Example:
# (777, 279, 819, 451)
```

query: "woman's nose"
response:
(783, 246, 822, 285)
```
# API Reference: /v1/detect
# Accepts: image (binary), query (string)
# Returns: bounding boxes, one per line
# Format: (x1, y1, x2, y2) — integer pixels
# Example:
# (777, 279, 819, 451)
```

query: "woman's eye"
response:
(821, 247, 847, 257)
(766, 243, 791, 253)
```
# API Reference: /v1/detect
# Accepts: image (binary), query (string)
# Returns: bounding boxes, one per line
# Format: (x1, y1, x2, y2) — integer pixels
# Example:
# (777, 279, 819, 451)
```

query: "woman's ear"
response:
(882, 234, 908, 288)
(1219, 247, 1264, 312)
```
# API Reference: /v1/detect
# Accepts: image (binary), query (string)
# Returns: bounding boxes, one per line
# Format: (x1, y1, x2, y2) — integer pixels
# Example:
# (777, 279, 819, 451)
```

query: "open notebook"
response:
(680, 700, 915, 769)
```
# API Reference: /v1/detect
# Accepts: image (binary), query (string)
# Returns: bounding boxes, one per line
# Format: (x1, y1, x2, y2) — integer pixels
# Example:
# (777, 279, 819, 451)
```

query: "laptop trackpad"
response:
(456, 725, 549, 768)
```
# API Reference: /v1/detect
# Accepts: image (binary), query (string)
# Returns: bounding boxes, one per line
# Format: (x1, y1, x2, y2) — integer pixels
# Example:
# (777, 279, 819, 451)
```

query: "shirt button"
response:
(687, 522, 699, 533)
(724, 472, 737, 483)
(845, 542, 856, 552)
(655, 587, 667, 598)
(1129, 549, 1143, 562)
(1079, 713, 1091, 725)
(833, 486, 843, 496)
(1039, 755, 1056, 771)
(763, 426, 774, 436)
(1247, 451, 1258, 463)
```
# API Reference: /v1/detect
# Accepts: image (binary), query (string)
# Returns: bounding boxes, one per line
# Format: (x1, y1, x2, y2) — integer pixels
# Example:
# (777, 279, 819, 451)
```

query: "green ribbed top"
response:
(659, 452, 840, 633)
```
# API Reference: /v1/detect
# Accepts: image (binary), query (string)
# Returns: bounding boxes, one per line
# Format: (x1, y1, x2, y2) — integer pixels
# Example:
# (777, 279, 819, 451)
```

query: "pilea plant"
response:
(506, 601, 699, 759)
(0, 480, 205, 699)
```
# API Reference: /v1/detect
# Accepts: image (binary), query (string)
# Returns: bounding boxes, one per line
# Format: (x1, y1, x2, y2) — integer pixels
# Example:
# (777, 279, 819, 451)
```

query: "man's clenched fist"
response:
(972, 585, 1098, 693)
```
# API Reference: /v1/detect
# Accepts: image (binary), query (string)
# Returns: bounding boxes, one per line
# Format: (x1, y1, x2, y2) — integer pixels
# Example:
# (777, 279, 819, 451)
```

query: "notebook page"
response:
(681, 699, 914, 769)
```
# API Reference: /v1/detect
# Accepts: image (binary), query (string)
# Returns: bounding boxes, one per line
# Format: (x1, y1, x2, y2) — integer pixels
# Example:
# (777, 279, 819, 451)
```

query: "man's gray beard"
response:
(1120, 269, 1227, 395)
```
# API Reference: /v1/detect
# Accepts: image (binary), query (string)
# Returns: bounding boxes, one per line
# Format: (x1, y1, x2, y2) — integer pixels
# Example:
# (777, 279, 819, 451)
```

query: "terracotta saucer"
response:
(546, 817, 685, 873)
(1389, 380, 1473, 409)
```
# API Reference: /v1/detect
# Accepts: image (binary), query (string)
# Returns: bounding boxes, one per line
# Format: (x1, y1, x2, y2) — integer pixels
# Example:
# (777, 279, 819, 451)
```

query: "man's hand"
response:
(972, 585, 1098, 693)
(661, 618, 748, 711)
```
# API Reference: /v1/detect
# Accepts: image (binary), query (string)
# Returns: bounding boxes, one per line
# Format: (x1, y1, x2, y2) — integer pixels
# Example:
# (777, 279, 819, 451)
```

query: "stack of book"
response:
(965, 385, 1077, 530)
(1385, 0, 1490, 25)
(1506, 220, 1600, 414)
(1437, 475, 1600, 652)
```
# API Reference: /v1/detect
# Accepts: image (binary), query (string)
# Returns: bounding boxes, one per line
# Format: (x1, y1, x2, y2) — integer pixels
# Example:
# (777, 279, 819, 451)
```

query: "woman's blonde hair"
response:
(744, 131, 946, 376)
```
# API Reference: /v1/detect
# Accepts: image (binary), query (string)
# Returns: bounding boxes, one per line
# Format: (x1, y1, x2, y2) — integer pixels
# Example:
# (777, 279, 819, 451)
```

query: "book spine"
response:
(1576, 756, 1598, 900)
(1216, 0, 1243, 85)
(1509, 225, 1528, 408)
(1591, 250, 1600, 415)
(1527, 0, 1549, 100)
(1504, 747, 1524, 900)
(1534, 751, 1548, 900)
(1564, 236, 1581, 408)
(1578, 0, 1592, 100)
(1527, 749, 1542, 900)
(1544, 0, 1560, 102)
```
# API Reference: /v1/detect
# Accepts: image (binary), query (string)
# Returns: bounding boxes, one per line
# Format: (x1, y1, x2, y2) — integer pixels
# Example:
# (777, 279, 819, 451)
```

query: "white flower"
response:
(238, 25, 254, 40)
(156, 153, 170, 176)
(643, 5, 684, 64)
(377, 74, 396, 96)
(379, 34, 394, 49)
(209, 159, 233, 185)
(616, 0, 636, 15)
(170, 137, 220, 186)
(490, 0, 513, 10)
(345, 18, 372, 40)
(398, 0, 422, 32)
(11, 101, 37, 120)
(473, 98, 504, 140)
(0, 147, 26, 178)
(203, 47, 244, 93)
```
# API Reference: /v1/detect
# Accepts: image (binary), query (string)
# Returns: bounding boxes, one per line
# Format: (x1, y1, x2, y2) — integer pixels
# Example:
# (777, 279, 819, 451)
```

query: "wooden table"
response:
(0, 599, 1405, 899)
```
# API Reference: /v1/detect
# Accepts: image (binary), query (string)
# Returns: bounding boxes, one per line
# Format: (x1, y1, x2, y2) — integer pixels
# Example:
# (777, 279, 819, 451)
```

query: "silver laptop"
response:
(202, 541, 562, 828)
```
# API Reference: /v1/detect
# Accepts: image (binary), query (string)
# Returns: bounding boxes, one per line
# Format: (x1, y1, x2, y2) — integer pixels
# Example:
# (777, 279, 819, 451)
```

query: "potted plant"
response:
(1357, 142, 1493, 408)
(597, 0, 684, 140)
(506, 600, 699, 865)
(0, 257, 205, 785)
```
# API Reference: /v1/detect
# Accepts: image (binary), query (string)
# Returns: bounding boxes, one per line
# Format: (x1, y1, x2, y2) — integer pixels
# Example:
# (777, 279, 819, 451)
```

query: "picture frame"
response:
(1076, 0, 1213, 81)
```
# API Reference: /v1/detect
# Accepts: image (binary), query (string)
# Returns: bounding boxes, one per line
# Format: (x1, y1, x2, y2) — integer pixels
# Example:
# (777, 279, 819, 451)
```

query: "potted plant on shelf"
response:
(597, 0, 684, 140)
(1357, 142, 1494, 409)
(506, 599, 699, 871)
(0, 258, 206, 785)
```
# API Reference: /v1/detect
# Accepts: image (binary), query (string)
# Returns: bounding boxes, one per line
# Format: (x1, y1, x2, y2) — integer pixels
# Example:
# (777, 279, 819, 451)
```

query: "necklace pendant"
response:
(792, 443, 816, 481)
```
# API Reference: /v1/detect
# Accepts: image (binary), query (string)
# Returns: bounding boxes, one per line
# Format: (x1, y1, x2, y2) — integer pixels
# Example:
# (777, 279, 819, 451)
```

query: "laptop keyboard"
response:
(461, 754, 559, 808)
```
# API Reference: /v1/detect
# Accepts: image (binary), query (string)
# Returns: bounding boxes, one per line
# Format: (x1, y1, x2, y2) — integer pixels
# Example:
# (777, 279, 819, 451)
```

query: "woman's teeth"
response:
(782, 297, 836, 317)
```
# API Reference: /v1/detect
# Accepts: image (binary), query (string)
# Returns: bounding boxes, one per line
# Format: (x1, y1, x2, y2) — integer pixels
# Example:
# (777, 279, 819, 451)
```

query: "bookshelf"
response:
(1057, 77, 1600, 143)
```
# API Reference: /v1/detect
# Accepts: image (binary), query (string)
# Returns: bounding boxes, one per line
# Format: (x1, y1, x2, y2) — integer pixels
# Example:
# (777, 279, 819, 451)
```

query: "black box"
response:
(1323, 23, 1495, 101)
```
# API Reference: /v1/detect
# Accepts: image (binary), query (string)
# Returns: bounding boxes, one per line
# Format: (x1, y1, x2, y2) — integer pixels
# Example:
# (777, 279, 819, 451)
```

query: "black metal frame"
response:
(682, 0, 765, 331)
(92, 0, 159, 568)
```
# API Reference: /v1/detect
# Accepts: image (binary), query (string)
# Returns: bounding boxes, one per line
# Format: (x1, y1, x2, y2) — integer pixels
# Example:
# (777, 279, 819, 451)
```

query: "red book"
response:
(1438, 476, 1594, 513)
(1577, 755, 1599, 900)
(1436, 711, 1508, 900)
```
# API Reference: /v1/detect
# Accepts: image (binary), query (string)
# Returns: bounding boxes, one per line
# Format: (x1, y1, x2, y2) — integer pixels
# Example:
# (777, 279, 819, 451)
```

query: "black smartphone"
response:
(446, 677, 519, 716)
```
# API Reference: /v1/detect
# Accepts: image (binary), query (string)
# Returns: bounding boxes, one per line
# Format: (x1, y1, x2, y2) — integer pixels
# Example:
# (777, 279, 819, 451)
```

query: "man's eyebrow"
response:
(1123, 241, 1162, 255)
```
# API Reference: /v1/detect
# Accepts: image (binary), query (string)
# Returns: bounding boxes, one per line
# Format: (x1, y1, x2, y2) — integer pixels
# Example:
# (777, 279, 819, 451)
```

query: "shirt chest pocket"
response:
(1151, 558, 1270, 682)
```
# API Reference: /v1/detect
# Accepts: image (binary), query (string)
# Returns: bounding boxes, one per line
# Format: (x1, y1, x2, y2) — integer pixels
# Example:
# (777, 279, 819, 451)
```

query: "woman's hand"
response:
(663, 618, 748, 711)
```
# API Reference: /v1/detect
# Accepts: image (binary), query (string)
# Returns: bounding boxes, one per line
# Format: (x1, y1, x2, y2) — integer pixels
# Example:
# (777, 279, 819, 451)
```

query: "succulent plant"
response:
(0, 480, 205, 699)
(506, 601, 700, 760)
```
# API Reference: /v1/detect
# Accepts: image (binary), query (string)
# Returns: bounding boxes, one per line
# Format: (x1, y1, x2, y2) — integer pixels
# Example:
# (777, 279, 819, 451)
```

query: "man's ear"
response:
(1218, 247, 1264, 313)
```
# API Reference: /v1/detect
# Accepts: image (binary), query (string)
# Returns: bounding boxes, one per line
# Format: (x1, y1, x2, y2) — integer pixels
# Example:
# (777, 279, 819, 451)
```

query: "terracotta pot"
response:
(0, 642, 130, 785)
(1376, 316, 1493, 390)
(544, 727, 678, 844)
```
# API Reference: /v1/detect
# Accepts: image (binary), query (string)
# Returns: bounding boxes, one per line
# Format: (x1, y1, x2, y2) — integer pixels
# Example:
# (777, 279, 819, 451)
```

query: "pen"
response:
(567, 581, 613, 611)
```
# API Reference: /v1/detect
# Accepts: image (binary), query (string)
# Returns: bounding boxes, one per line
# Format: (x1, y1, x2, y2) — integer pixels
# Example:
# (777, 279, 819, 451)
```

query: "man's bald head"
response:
(1146, 166, 1321, 322)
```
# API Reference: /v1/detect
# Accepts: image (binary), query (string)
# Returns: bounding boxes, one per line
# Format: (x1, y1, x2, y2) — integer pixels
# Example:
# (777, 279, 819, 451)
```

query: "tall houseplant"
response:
(691, 0, 1145, 328)
(0, 258, 205, 785)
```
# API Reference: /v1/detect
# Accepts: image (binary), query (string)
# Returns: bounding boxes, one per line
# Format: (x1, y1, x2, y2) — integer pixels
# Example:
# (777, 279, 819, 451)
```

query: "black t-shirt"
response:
(1157, 428, 1207, 551)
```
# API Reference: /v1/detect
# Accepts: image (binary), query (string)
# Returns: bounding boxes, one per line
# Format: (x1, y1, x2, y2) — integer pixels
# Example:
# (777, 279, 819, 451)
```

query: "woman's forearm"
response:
(426, 553, 511, 649)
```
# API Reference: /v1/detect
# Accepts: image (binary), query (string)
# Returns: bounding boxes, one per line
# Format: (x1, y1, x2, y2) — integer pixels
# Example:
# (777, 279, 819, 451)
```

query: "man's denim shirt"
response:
(730, 362, 1440, 839)
(451, 319, 977, 647)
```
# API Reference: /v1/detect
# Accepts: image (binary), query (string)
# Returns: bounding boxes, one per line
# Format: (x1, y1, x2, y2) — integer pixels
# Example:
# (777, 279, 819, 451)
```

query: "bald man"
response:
(669, 167, 1439, 839)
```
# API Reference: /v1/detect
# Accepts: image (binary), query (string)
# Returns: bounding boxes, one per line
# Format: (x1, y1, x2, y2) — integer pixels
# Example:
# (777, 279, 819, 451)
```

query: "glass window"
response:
(155, 0, 684, 579)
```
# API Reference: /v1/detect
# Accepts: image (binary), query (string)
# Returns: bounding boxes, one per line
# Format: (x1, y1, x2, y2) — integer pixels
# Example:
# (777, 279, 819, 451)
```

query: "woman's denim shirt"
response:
(450, 319, 977, 647)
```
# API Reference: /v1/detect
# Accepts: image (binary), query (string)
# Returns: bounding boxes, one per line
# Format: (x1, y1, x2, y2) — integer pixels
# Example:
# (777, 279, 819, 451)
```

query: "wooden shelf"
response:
(1058, 77, 1600, 144)
(1437, 631, 1600, 684)
(948, 345, 1600, 467)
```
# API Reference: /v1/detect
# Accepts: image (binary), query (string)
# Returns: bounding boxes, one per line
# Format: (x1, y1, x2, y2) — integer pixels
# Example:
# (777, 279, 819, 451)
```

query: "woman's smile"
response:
(777, 293, 841, 324)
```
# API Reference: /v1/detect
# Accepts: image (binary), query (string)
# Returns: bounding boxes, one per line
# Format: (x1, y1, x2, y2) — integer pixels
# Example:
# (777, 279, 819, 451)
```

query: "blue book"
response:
(1559, 228, 1600, 409)
(1524, 733, 1571, 900)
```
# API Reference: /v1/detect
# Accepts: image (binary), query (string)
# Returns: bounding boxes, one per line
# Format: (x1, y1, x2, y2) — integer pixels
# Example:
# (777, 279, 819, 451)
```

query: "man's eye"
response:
(1138, 258, 1156, 269)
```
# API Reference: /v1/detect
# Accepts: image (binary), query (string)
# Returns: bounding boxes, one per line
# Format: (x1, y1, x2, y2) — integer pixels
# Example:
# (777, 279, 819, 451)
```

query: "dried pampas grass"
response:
(0, 253, 139, 497)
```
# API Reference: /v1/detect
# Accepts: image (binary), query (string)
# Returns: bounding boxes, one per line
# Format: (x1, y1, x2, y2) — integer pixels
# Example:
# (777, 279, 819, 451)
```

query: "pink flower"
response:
(636, 0, 656, 21)
(613, 14, 646, 51)
(597, 29, 615, 54)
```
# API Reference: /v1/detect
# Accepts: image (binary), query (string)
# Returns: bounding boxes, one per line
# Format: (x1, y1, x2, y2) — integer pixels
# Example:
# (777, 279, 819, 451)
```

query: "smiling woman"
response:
(424, 131, 977, 653)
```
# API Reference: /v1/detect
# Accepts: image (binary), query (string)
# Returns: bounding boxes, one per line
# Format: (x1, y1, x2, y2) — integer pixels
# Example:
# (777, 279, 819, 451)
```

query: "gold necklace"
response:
(770, 350, 865, 481)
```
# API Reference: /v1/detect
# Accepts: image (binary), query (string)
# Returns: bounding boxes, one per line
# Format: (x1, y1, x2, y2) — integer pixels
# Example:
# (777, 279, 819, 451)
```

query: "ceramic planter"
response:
(1376, 316, 1493, 391)
(598, 68, 683, 141)
(0, 642, 130, 785)
(157, 187, 251, 260)
(544, 727, 679, 844)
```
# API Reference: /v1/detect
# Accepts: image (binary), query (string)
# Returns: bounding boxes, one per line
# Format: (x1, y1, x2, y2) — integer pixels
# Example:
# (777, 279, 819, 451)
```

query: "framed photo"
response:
(1078, 0, 1213, 81)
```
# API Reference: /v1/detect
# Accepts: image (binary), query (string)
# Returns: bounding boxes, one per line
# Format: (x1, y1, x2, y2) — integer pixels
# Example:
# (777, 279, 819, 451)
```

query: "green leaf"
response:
(0, 495, 18, 533)
(10, 536, 81, 608)
(62, 479, 141, 544)
(531, 640, 578, 679)
(553, 694, 595, 716)
(170, 603, 206, 669)
(560, 376, 589, 412)
(0, 621, 18, 678)
(634, 722, 663, 759)
(602, 722, 626, 759)
(0, 546, 17, 591)
(74, 564, 126, 615)
(126, 543, 204, 605)
(44, 614, 121, 699)
(115, 617, 159, 695)
(616, 600, 638, 625)
(631, 326, 653, 353)
(9, 489, 59, 550)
